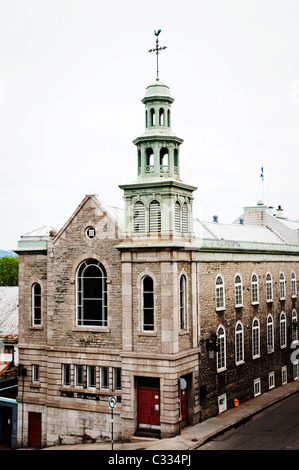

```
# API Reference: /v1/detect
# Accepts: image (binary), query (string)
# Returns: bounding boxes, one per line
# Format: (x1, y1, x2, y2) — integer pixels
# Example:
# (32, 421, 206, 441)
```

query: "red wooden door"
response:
(28, 412, 42, 448)
(180, 388, 188, 424)
(138, 386, 160, 428)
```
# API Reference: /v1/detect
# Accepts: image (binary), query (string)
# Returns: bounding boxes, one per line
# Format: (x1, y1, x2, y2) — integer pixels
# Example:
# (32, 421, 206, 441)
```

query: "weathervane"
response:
(148, 30, 167, 80)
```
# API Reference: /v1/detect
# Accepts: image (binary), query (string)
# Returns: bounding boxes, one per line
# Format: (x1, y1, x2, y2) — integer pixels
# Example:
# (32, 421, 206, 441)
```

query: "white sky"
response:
(0, 0, 299, 250)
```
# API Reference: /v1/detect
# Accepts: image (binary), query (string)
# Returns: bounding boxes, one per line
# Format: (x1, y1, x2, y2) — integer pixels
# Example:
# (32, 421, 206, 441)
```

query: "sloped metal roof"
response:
(194, 219, 287, 245)
(0, 287, 18, 340)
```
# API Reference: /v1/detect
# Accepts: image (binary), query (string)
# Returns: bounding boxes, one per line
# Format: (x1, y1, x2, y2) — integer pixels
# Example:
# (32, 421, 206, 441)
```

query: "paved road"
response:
(198, 394, 299, 450)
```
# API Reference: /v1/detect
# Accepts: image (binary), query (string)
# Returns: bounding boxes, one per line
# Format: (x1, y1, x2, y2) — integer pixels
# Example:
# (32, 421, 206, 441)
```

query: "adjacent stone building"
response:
(15, 74, 299, 448)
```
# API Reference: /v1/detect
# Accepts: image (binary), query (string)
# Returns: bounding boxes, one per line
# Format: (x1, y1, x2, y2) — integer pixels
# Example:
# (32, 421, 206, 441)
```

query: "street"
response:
(198, 393, 299, 450)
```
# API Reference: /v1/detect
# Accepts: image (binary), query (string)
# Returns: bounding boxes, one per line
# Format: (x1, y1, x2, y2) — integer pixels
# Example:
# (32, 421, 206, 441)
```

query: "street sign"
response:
(109, 396, 117, 409)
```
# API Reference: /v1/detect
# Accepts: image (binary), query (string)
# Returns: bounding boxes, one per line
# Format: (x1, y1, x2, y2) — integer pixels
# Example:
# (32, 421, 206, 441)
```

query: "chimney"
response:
(276, 205, 284, 218)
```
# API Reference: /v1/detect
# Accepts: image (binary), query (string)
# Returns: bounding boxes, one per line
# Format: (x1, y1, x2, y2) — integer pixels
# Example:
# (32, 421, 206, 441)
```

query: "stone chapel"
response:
(15, 51, 299, 447)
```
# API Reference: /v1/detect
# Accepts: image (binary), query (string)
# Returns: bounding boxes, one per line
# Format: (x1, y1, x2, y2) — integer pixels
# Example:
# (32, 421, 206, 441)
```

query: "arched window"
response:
(138, 150, 141, 175)
(215, 275, 225, 310)
(292, 309, 298, 342)
(167, 109, 171, 127)
(251, 273, 259, 304)
(267, 315, 274, 353)
(142, 276, 154, 331)
(150, 108, 155, 126)
(32, 282, 41, 326)
(279, 272, 286, 300)
(77, 259, 107, 327)
(160, 147, 169, 173)
(133, 201, 145, 233)
(266, 273, 273, 302)
(159, 108, 164, 126)
(182, 203, 188, 233)
(291, 271, 297, 298)
(252, 318, 260, 358)
(235, 321, 244, 364)
(174, 149, 179, 174)
(234, 274, 243, 307)
(179, 275, 187, 330)
(216, 326, 226, 372)
(149, 200, 161, 233)
(280, 311, 286, 348)
(146, 147, 154, 173)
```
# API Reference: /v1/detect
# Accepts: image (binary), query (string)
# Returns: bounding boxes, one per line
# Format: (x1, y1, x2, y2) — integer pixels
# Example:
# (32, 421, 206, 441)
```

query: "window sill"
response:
(216, 307, 225, 313)
(138, 331, 157, 337)
(251, 301, 259, 306)
(236, 360, 245, 366)
(74, 326, 110, 333)
(235, 304, 243, 309)
(30, 325, 43, 330)
(266, 299, 273, 303)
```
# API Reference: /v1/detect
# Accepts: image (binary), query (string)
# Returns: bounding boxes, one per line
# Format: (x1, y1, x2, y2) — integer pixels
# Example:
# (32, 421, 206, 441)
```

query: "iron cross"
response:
(148, 30, 167, 80)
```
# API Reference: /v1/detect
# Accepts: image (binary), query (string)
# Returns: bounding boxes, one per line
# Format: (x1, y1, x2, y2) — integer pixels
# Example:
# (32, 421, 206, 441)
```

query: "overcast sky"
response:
(0, 0, 299, 250)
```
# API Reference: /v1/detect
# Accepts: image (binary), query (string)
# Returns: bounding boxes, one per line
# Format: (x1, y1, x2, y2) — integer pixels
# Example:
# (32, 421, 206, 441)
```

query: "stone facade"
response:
(15, 76, 299, 448)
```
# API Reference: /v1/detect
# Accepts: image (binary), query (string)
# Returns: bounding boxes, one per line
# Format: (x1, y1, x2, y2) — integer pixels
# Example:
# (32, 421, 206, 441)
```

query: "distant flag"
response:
(260, 166, 264, 182)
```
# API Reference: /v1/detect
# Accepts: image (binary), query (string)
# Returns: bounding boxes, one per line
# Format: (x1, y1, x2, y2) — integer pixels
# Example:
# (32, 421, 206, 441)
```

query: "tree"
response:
(0, 256, 19, 286)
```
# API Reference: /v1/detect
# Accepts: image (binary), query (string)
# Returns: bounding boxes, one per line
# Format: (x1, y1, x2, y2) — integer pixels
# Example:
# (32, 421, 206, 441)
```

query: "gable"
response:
(53, 194, 123, 245)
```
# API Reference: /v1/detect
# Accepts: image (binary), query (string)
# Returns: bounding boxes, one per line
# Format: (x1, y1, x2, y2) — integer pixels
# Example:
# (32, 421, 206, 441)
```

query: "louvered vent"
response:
(175, 201, 181, 232)
(149, 200, 161, 233)
(133, 202, 146, 233)
(182, 203, 188, 233)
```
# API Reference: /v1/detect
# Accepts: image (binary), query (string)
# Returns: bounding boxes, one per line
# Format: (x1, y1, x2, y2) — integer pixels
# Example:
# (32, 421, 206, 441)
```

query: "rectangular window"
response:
(75, 365, 84, 387)
(113, 368, 121, 391)
(282, 366, 287, 385)
(100, 366, 109, 390)
(269, 371, 275, 389)
(87, 366, 96, 389)
(62, 364, 71, 386)
(254, 378, 261, 397)
(32, 364, 39, 383)
(293, 362, 299, 380)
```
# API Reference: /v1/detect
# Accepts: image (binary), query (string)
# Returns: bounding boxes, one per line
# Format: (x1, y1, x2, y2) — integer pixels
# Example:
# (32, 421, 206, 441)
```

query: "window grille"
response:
(149, 200, 161, 233)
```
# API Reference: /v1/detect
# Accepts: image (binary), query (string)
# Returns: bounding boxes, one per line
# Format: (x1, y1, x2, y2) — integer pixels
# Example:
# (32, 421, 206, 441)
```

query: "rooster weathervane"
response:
(148, 29, 167, 80)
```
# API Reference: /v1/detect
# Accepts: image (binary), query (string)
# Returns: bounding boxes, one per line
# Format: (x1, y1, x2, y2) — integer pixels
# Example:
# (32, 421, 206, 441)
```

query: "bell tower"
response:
(119, 31, 197, 243)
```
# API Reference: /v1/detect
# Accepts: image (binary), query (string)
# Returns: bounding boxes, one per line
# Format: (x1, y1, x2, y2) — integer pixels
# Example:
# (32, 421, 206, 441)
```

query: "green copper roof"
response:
(142, 79, 174, 103)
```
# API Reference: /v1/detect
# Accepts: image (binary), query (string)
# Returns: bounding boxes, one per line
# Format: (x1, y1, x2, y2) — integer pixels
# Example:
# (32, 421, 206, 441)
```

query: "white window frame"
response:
(32, 364, 39, 383)
(279, 272, 286, 300)
(266, 272, 273, 303)
(253, 378, 261, 397)
(100, 366, 109, 390)
(216, 325, 226, 372)
(268, 371, 275, 389)
(293, 361, 299, 380)
(280, 311, 287, 348)
(251, 273, 259, 305)
(267, 315, 274, 353)
(291, 271, 297, 298)
(292, 309, 298, 342)
(215, 275, 225, 311)
(62, 364, 71, 386)
(75, 365, 84, 388)
(281, 366, 287, 385)
(113, 367, 121, 391)
(235, 321, 244, 365)
(252, 318, 260, 358)
(179, 274, 188, 330)
(32, 282, 42, 326)
(87, 365, 96, 389)
(234, 274, 243, 308)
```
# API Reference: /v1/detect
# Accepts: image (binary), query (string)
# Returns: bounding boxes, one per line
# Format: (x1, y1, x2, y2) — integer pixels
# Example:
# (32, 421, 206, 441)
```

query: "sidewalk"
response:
(43, 380, 299, 451)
